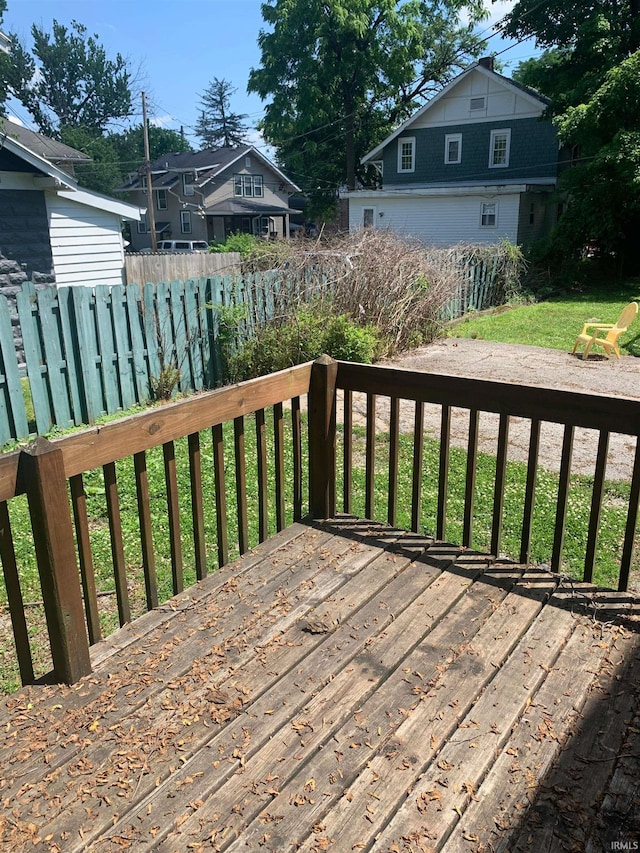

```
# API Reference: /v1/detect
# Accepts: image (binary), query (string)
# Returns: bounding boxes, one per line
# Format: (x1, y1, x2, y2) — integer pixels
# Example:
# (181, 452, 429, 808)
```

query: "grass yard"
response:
(451, 280, 640, 353)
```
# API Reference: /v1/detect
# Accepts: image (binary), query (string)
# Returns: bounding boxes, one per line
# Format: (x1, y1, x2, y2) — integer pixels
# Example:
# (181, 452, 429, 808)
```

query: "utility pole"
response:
(141, 92, 157, 252)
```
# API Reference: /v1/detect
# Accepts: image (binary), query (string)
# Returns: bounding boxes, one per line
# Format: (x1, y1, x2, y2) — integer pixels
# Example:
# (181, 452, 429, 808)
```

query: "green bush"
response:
(226, 309, 381, 381)
(209, 233, 258, 256)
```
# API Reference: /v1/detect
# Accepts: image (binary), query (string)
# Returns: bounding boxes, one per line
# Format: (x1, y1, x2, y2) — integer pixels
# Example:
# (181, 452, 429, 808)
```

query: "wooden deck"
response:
(1, 516, 639, 853)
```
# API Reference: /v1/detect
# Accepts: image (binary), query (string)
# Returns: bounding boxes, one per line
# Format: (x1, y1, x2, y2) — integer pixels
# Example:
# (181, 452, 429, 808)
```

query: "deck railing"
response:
(0, 355, 639, 689)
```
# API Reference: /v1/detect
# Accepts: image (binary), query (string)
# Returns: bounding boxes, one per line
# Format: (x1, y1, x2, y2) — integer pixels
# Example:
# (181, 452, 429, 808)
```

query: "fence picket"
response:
(111, 284, 136, 409)
(94, 286, 121, 413)
(57, 288, 84, 425)
(184, 279, 204, 391)
(170, 279, 190, 392)
(126, 284, 150, 403)
(71, 286, 103, 423)
(17, 283, 53, 434)
(37, 287, 73, 428)
(0, 297, 28, 443)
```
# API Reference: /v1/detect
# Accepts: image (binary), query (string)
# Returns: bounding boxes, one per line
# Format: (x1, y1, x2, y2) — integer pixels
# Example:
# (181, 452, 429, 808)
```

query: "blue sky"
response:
(3, 0, 538, 152)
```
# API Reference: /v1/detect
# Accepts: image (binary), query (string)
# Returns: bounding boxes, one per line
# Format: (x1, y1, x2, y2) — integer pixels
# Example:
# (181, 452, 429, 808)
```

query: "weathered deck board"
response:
(0, 517, 638, 853)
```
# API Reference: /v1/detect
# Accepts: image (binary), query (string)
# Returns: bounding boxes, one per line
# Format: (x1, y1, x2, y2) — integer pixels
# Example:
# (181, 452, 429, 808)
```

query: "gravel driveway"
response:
(345, 338, 640, 481)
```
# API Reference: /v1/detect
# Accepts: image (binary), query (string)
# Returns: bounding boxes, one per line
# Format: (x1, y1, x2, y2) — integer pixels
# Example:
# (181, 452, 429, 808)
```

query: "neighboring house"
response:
(342, 58, 560, 248)
(0, 120, 141, 287)
(0, 29, 11, 54)
(120, 144, 301, 251)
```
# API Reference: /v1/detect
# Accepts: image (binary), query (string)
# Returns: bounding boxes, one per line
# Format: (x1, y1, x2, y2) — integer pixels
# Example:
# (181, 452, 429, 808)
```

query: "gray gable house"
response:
(0, 119, 142, 289)
(121, 144, 301, 250)
(342, 58, 560, 247)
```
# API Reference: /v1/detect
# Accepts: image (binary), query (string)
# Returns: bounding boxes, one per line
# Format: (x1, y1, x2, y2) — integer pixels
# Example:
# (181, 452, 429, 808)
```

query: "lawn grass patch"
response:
(339, 425, 634, 592)
(451, 280, 640, 353)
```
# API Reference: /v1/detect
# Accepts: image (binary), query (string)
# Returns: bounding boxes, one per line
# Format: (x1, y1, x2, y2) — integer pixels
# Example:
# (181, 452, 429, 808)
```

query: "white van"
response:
(157, 240, 209, 253)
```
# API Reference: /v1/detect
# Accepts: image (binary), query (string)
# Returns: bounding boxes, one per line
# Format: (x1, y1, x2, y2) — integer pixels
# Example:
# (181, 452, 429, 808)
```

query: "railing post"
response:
(308, 354, 337, 519)
(20, 438, 92, 684)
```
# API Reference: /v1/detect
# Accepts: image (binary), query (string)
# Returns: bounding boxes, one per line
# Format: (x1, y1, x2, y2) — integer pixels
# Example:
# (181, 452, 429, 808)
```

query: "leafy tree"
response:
(195, 78, 249, 148)
(58, 124, 191, 196)
(505, 1, 640, 267)
(551, 52, 640, 267)
(8, 19, 132, 136)
(507, 1, 640, 113)
(248, 0, 487, 215)
(0, 0, 10, 114)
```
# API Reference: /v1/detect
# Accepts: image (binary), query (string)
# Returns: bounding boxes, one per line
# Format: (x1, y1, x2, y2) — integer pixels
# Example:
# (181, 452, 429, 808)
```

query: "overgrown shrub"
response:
(209, 233, 258, 256)
(223, 308, 381, 382)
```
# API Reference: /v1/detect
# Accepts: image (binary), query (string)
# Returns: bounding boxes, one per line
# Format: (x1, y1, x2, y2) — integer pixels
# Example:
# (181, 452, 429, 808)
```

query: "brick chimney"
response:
(477, 56, 495, 71)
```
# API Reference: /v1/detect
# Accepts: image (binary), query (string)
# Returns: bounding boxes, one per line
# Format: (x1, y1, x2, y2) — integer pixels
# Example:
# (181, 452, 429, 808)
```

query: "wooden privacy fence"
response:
(1, 357, 639, 692)
(0, 249, 513, 446)
(0, 274, 300, 445)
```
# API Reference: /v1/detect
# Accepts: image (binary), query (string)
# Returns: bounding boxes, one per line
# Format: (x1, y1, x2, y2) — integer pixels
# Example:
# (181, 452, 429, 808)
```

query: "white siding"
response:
(412, 69, 543, 128)
(45, 194, 126, 287)
(349, 193, 521, 246)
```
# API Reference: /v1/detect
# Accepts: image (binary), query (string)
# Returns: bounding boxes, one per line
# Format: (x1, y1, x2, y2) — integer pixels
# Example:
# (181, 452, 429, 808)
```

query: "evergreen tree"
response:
(195, 78, 249, 149)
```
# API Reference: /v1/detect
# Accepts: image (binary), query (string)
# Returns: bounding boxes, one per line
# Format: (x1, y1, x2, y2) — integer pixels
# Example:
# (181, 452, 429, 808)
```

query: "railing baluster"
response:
(437, 405, 451, 541)
(551, 424, 574, 573)
(0, 500, 34, 684)
(212, 423, 229, 567)
(134, 451, 158, 610)
(365, 393, 376, 520)
(388, 397, 400, 527)
(343, 389, 353, 514)
(234, 416, 249, 554)
(411, 401, 424, 533)
(491, 414, 510, 558)
(70, 474, 102, 644)
(291, 397, 303, 522)
(520, 418, 540, 565)
(584, 431, 609, 584)
(274, 402, 286, 531)
(163, 441, 184, 594)
(255, 408, 268, 542)
(463, 409, 479, 547)
(188, 432, 207, 581)
(618, 439, 640, 592)
(103, 461, 131, 625)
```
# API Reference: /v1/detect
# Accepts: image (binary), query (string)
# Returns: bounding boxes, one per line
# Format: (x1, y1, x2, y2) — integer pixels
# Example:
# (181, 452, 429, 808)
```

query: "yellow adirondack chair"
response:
(572, 301, 638, 359)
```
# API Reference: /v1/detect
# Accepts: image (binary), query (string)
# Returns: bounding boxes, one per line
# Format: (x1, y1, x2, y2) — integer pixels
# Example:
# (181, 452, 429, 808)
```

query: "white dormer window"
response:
(489, 128, 511, 168)
(182, 172, 195, 196)
(470, 97, 486, 111)
(397, 137, 415, 173)
(445, 133, 462, 164)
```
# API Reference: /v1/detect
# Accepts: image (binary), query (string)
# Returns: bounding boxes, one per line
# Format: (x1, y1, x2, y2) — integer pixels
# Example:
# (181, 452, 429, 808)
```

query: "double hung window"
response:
(397, 137, 416, 173)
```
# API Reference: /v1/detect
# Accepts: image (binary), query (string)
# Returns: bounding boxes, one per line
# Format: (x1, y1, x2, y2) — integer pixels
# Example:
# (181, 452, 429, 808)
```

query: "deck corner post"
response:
(20, 437, 92, 685)
(308, 354, 337, 520)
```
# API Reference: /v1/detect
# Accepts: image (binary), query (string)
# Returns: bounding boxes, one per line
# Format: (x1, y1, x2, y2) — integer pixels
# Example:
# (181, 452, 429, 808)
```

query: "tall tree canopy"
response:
(248, 0, 487, 214)
(505, 1, 640, 266)
(9, 18, 133, 137)
(195, 78, 249, 148)
(0, 0, 10, 114)
(57, 124, 191, 196)
(508, 1, 640, 114)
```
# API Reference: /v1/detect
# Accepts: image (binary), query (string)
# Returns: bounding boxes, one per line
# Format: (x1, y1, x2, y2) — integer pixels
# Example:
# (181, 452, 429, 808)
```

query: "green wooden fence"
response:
(0, 277, 246, 446)
(0, 252, 507, 445)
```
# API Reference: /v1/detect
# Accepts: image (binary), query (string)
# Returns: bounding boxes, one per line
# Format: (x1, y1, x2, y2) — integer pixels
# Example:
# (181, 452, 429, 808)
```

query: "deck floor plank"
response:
(157, 562, 530, 851)
(0, 518, 637, 853)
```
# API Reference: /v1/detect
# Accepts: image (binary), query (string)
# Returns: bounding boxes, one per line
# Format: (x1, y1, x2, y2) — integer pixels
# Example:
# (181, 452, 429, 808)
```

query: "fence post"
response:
(20, 437, 92, 684)
(308, 354, 337, 519)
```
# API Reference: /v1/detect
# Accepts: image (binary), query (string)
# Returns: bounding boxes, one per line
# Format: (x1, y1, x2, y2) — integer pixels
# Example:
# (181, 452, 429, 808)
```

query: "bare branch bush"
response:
(242, 230, 525, 358)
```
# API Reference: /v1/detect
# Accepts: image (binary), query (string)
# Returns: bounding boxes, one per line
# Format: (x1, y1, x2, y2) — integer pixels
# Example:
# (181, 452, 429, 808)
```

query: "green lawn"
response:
(451, 281, 640, 354)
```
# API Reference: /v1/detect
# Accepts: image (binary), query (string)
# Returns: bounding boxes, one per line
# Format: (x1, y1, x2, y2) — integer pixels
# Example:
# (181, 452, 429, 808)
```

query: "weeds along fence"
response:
(0, 246, 514, 444)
